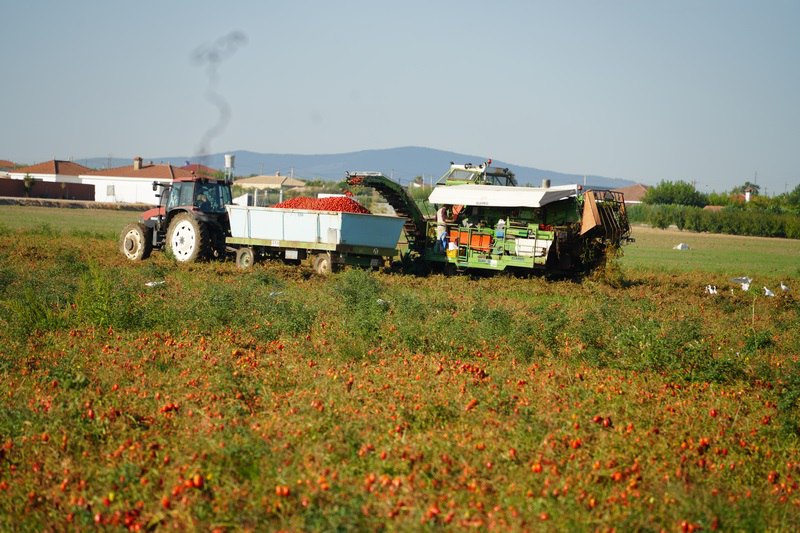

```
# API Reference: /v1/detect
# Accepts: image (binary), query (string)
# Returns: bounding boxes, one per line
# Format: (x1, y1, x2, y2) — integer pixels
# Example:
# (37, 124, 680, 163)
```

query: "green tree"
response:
(22, 174, 35, 197)
(785, 184, 800, 207)
(643, 180, 707, 207)
(731, 181, 760, 196)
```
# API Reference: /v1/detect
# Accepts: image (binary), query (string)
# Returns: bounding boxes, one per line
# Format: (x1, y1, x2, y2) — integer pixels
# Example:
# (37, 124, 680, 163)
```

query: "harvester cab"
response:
(439, 160, 517, 187)
(119, 177, 232, 263)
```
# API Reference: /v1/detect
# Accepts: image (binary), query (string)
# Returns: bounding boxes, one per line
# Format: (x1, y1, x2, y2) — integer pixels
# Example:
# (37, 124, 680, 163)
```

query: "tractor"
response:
(119, 176, 233, 263)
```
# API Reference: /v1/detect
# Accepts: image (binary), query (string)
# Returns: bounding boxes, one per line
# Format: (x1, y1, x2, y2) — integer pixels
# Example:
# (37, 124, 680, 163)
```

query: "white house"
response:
(235, 173, 306, 191)
(81, 157, 196, 204)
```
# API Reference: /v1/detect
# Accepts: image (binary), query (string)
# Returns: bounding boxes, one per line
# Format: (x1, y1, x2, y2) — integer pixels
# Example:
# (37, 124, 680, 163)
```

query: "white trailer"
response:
(225, 205, 406, 274)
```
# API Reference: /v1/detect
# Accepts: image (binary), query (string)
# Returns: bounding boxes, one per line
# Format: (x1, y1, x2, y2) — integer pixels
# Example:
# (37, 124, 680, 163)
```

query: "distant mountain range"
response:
(79, 146, 635, 189)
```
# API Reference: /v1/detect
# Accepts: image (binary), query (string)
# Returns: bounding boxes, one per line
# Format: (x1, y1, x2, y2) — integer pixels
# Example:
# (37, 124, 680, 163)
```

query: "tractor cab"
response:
(163, 178, 232, 214)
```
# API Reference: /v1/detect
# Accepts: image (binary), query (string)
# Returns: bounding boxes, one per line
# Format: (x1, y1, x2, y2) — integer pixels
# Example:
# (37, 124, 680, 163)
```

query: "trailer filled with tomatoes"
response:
(225, 198, 406, 274)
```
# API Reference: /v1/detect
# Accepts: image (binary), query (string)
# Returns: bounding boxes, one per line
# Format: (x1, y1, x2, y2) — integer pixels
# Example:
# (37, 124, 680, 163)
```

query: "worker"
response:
(196, 193, 211, 211)
(436, 205, 449, 253)
(495, 218, 506, 238)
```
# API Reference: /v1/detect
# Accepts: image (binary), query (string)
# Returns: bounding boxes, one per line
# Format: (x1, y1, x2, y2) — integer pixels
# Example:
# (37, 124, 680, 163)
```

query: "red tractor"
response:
(119, 177, 233, 263)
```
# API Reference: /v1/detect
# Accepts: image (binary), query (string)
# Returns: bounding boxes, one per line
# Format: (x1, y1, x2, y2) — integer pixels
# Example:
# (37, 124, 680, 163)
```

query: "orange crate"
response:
(450, 230, 491, 252)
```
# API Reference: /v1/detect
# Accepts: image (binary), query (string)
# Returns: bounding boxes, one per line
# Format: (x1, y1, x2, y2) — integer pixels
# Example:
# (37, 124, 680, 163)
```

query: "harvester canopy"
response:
(428, 183, 578, 208)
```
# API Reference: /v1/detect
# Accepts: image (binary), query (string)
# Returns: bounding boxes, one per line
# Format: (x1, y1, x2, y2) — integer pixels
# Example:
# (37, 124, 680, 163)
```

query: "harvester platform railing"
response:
(580, 190, 631, 242)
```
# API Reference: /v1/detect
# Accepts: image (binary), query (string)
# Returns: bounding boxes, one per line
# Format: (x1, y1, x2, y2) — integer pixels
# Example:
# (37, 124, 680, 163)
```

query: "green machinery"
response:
(347, 161, 631, 275)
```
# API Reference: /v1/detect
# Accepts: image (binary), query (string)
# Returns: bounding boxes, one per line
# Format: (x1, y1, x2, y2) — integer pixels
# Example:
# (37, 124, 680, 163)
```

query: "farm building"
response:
(0, 160, 15, 180)
(4, 160, 96, 200)
(7, 160, 94, 184)
(613, 183, 649, 205)
(180, 163, 220, 179)
(235, 173, 306, 191)
(235, 173, 306, 205)
(82, 157, 196, 204)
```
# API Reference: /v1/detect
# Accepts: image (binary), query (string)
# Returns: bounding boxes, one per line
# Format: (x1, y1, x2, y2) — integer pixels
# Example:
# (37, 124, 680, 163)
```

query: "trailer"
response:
(225, 204, 406, 274)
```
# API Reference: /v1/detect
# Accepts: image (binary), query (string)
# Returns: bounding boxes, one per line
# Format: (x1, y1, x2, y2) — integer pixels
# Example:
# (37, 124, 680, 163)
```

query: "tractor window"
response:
(166, 186, 181, 210)
(194, 182, 228, 213)
(179, 183, 195, 207)
(219, 184, 232, 206)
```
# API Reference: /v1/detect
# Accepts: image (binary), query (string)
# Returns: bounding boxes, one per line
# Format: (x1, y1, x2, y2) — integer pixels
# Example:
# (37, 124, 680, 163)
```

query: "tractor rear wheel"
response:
(167, 213, 208, 263)
(120, 222, 152, 261)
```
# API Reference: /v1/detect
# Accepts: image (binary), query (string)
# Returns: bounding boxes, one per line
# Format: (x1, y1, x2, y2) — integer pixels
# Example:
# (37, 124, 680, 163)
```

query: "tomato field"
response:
(1, 213, 799, 531)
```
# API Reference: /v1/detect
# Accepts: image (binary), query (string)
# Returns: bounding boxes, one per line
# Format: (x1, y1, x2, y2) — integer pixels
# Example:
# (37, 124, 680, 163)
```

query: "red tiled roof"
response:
(85, 163, 195, 180)
(12, 160, 94, 176)
(613, 183, 649, 202)
(180, 163, 219, 177)
(0, 160, 16, 169)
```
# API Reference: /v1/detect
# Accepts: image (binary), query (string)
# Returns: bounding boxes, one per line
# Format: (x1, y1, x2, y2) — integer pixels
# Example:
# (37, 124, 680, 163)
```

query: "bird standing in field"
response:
(731, 277, 752, 291)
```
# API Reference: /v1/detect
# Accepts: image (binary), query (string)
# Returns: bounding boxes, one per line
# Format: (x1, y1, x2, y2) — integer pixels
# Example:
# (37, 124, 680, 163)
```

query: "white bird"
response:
(763, 286, 775, 297)
(780, 281, 790, 292)
(731, 276, 752, 291)
(705, 285, 718, 295)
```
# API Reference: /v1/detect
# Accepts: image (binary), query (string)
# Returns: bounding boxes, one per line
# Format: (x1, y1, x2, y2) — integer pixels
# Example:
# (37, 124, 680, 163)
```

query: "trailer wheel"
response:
(120, 222, 152, 261)
(312, 253, 333, 276)
(167, 213, 208, 263)
(236, 247, 255, 269)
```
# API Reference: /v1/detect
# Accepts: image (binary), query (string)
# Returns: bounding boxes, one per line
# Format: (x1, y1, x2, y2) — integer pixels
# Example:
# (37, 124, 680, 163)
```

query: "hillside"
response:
(79, 147, 634, 189)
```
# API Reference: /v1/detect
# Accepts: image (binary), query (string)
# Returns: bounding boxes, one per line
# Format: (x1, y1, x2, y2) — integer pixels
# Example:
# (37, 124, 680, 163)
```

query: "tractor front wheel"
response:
(120, 222, 152, 261)
(167, 213, 208, 263)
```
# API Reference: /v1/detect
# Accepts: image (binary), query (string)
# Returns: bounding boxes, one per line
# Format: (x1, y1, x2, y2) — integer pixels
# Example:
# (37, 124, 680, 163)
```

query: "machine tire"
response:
(312, 252, 334, 276)
(236, 247, 255, 269)
(120, 222, 152, 261)
(166, 213, 208, 263)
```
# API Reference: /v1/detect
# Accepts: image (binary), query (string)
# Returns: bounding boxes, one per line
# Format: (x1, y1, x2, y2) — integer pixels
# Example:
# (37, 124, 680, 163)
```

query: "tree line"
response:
(629, 180, 800, 239)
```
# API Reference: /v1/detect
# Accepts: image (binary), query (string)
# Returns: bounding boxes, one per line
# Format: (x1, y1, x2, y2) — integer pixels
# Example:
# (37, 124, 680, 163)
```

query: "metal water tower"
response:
(224, 153, 235, 181)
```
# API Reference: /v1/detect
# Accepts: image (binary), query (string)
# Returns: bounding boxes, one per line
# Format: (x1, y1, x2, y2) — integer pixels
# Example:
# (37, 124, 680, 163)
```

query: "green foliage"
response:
(74, 261, 144, 329)
(778, 361, 800, 436)
(643, 180, 707, 207)
(386, 290, 430, 352)
(628, 203, 800, 239)
(253, 295, 316, 342)
(731, 181, 760, 196)
(331, 269, 388, 343)
(2, 282, 69, 339)
(785, 184, 800, 208)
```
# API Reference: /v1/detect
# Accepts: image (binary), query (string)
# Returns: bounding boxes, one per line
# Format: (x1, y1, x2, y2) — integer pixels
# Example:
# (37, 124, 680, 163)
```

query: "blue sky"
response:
(2, 1, 798, 193)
